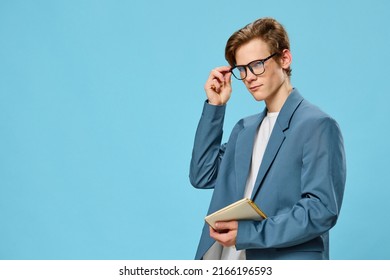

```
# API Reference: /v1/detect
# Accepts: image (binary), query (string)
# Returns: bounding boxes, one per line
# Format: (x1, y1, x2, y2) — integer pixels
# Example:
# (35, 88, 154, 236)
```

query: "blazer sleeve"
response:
(189, 101, 227, 189)
(236, 116, 347, 249)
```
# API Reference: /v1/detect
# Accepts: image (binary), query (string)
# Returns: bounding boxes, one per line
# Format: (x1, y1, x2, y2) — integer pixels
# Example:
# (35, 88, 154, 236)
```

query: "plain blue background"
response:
(1, 0, 389, 259)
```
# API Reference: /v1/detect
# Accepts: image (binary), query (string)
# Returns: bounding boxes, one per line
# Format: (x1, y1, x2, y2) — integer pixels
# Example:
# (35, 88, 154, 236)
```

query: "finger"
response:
(209, 71, 225, 86)
(215, 221, 238, 231)
(208, 79, 218, 92)
(221, 229, 237, 247)
(223, 71, 232, 85)
(221, 71, 232, 88)
(214, 78, 223, 91)
(214, 65, 232, 73)
(214, 232, 236, 247)
(209, 226, 219, 239)
(210, 227, 224, 242)
(209, 67, 231, 83)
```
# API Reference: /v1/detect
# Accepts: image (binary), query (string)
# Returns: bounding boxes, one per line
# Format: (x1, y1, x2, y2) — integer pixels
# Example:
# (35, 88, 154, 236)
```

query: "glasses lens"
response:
(231, 67, 246, 80)
(250, 61, 265, 75)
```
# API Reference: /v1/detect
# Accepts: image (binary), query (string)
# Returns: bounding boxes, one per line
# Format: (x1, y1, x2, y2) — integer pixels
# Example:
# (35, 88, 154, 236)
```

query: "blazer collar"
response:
(276, 88, 304, 131)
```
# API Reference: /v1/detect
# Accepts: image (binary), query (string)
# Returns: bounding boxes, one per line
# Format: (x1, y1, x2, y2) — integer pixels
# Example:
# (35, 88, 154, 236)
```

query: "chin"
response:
(250, 91, 267, 102)
(252, 96, 265, 102)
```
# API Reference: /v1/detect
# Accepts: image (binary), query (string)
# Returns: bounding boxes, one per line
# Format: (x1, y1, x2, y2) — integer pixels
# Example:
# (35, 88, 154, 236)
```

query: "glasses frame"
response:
(230, 53, 277, 80)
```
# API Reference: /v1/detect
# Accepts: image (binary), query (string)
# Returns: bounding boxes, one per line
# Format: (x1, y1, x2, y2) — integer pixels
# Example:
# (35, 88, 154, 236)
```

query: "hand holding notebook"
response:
(205, 198, 267, 230)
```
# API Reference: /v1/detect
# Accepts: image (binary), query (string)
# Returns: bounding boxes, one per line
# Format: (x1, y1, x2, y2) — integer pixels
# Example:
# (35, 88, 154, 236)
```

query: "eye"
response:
(250, 60, 263, 69)
(237, 66, 246, 73)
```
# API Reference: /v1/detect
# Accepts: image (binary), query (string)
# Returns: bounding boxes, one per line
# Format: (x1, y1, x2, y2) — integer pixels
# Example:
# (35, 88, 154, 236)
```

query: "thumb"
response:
(224, 71, 232, 85)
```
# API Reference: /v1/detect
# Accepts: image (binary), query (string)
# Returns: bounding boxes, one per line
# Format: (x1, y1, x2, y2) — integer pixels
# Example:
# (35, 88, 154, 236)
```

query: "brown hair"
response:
(225, 17, 292, 77)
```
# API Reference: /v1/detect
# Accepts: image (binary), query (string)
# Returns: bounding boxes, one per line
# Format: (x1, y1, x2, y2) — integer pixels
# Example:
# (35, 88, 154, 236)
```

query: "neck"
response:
(265, 79, 293, 112)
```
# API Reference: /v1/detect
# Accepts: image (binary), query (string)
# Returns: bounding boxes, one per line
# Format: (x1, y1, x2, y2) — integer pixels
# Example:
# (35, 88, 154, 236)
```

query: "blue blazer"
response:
(189, 89, 346, 260)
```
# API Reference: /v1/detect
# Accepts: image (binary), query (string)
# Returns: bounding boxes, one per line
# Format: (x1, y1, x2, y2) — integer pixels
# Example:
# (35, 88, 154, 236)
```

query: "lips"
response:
(249, 84, 262, 91)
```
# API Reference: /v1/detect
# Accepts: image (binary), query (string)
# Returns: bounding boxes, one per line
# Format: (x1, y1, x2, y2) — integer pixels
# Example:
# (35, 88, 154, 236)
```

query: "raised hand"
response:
(204, 66, 232, 106)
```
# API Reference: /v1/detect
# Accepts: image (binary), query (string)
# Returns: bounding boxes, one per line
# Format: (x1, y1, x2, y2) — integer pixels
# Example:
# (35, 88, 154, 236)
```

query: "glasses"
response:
(230, 53, 277, 80)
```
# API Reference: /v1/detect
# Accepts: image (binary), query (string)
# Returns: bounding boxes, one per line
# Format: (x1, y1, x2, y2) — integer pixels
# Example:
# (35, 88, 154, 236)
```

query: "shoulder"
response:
(292, 99, 343, 142)
(295, 99, 338, 127)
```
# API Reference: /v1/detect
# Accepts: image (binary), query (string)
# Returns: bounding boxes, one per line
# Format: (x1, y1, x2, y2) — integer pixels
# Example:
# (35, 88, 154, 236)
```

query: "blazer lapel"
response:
(251, 89, 304, 200)
(250, 123, 285, 200)
(235, 110, 266, 197)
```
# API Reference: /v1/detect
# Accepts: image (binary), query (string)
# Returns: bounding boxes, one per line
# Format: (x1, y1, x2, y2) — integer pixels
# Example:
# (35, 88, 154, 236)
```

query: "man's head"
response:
(225, 18, 293, 109)
(225, 17, 292, 77)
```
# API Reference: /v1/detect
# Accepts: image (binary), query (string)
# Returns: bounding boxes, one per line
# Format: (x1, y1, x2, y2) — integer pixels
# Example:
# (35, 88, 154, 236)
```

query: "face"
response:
(234, 38, 291, 108)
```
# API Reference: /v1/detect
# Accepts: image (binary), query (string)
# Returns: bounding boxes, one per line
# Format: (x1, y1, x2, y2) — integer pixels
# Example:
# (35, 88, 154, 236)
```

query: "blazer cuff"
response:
(202, 100, 226, 120)
(236, 220, 257, 250)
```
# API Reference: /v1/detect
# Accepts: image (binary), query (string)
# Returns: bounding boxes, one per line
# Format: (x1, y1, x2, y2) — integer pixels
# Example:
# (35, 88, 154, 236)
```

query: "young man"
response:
(189, 18, 346, 260)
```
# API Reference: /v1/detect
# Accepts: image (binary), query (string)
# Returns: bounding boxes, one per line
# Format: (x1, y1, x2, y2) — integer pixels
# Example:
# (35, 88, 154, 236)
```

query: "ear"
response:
(280, 49, 292, 70)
